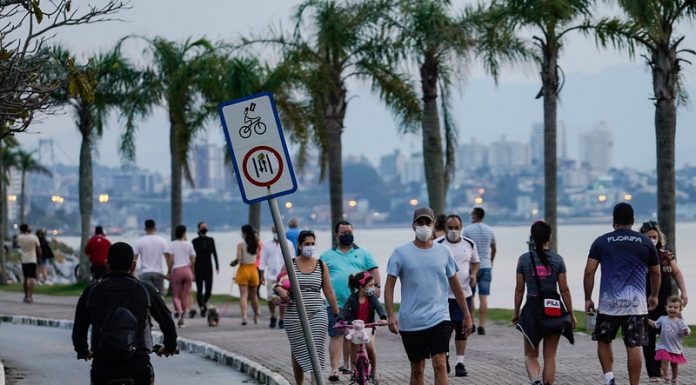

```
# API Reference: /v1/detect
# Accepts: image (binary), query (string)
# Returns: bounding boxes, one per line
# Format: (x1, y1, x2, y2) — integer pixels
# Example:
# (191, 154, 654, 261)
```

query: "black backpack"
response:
(90, 279, 150, 361)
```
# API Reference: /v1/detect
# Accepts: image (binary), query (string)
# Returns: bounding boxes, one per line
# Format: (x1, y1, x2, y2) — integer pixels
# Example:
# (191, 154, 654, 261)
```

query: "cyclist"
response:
(340, 271, 387, 381)
(72, 242, 178, 385)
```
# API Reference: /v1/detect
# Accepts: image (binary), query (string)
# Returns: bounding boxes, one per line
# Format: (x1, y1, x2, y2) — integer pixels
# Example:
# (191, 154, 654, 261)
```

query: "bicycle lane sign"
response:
(218, 92, 297, 204)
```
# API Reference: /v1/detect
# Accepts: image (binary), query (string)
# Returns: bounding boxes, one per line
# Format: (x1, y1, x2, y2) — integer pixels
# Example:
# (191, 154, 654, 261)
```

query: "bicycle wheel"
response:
(239, 125, 252, 138)
(253, 121, 267, 135)
(355, 357, 369, 385)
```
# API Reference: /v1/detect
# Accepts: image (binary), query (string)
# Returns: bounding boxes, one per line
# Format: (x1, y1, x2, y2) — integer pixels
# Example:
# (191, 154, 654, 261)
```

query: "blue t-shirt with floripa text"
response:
(386, 242, 458, 331)
(588, 228, 658, 316)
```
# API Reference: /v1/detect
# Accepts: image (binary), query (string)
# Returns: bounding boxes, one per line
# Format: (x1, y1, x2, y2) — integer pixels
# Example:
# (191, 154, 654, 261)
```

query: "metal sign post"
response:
(219, 92, 325, 385)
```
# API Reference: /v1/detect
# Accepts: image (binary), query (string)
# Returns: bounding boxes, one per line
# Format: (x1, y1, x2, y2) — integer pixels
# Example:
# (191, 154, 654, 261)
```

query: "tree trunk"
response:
(0, 131, 6, 284)
(420, 51, 446, 216)
(248, 203, 261, 230)
(324, 73, 348, 239)
(19, 170, 26, 225)
(170, 115, 183, 241)
(541, 41, 559, 250)
(652, 43, 678, 254)
(78, 108, 93, 283)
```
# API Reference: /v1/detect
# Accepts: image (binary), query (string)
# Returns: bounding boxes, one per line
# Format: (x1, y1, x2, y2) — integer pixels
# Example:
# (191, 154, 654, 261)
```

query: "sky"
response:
(14, 0, 696, 175)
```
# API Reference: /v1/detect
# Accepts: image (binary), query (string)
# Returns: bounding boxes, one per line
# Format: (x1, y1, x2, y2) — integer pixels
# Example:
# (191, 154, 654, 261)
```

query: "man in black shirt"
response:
(72, 242, 178, 385)
(191, 221, 219, 317)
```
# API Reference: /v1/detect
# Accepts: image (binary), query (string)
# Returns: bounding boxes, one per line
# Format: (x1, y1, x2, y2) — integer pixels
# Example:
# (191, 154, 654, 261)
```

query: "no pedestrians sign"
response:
(219, 92, 297, 204)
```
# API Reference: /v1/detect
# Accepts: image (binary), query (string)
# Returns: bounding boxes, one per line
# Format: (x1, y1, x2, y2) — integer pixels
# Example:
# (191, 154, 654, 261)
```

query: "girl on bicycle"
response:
(340, 271, 388, 380)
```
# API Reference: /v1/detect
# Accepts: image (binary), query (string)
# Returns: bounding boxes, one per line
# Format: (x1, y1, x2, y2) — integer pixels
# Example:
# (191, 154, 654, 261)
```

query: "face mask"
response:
(199, 228, 208, 235)
(365, 287, 375, 296)
(301, 245, 315, 258)
(446, 230, 460, 242)
(338, 233, 354, 246)
(415, 226, 433, 242)
(651, 238, 658, 247)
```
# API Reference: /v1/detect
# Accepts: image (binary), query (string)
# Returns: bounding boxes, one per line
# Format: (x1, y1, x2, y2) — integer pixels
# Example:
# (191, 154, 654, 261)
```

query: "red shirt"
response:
(356, 298, 371, 323)
(85, 235, 111, 267)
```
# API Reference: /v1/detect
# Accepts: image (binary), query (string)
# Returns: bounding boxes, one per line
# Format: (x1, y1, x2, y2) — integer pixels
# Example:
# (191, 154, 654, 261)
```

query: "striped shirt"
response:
(463, 222, 496, 269)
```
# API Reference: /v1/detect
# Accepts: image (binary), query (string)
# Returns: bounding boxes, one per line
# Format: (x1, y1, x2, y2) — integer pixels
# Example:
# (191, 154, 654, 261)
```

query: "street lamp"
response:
(478, 188, 485, 195)
(51, 195, 64, 204)
(597, 194, 607, 203)
(285, 201, 293, 209)
(7, 195, 16, 202)
(474, 196, 484, 205)
(409, 199, 418, 206)
(348, 199, 357, 208)
(623, 194, 632, 201)
(98, 194, 109, 203)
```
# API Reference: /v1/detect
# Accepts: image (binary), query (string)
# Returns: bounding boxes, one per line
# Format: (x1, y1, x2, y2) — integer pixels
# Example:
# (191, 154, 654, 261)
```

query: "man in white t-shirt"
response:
(17, 223, 41, 303)
(437, 214, 479, 377)
(133, 219, 171, 293)
(259, 226, 293, 329)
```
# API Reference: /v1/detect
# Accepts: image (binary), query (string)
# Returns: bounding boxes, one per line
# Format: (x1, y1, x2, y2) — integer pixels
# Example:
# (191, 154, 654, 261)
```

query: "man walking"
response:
(191, 221, 219, 317)
(321, 220, 380, 381)
(85, 226, 111, 281)
(385, 207, 473, 385)
(437, 214, 479, 377)
(463, 207, 496, 335)
(72, 242, 178, 385)
(17, 223, 41, 303)
(133, 219, 171, 294)
(583, 203, 660, 385)
(260, 225, 293, 328)
(285, 217, 300, 251)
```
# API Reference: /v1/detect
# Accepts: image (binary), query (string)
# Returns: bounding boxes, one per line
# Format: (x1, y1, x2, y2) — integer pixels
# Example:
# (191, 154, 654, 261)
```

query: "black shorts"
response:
(448, 297, 473, 341)
(592, 313, 649, 347)
(400, 321, 452, 362)
(91, 363, 154, 385)
(22, 263, 37, 279)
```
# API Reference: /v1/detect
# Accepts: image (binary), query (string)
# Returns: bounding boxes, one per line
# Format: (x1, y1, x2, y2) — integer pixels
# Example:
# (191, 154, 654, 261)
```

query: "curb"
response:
(0, 314, 289, 385)
(0, 358, 5, 385)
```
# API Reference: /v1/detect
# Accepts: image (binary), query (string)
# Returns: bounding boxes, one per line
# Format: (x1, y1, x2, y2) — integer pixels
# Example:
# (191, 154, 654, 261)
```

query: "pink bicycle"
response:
(334, 320, 386, 385)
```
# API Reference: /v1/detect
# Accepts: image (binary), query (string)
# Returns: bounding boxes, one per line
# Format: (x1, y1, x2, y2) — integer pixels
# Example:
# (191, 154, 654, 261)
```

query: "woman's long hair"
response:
(241, 224, 259, 255)
(531, 221, 552, 267)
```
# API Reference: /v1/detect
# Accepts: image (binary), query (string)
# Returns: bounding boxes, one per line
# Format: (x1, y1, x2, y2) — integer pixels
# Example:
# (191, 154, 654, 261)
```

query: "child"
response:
(340, 271, 388, 381)
(272, 270, 292, 310)
(648, 295, 690, 384)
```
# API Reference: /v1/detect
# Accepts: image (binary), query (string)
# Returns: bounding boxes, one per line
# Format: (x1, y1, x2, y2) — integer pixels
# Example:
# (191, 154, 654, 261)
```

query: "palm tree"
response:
(489, 0, 594, 249)
(250, 0, 420, 232)
(125, 37, 218, 239)
(587, 1, 696, 253)
(14, 149, 51, 225)
(0, 137, 18, 283)
(51, 47, 143, 281)
(209, 56, 308, 230)
(389, 0, 526, 215)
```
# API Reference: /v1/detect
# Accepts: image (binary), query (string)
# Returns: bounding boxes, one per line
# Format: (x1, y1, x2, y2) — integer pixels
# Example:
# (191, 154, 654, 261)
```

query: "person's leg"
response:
(329, 335, 342, 375)
(524, 339, 541, 382)
(22, 272, 28, 299)
(291, 355, 304, 385)
(478, 295, 488, 329)
(239, 284, 249, 324)
(660, 360, 669, 380)
(27, 277, 35, 300)
(409, 360, 426, 385)
(195, 266, 205, 309)
(182, 269, 193, 313)
(598, 341, 614, 376)
(431, 353, 448, 385)
(626, 346, 643, 385)
(342, 337, 352, 371)
(541, 333, 561, 385)
(250, 285, 260, 322)
(643, 321, 661, 378)
(172, 269, 184, 314)
(366, 340, 377, 377)
(203, 265, 213, 305)
(670, 362, 678, 382)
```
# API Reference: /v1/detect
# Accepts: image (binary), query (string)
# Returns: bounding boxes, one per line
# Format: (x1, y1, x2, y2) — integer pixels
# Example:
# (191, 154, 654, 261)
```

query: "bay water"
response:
(61, 222, 696, 323)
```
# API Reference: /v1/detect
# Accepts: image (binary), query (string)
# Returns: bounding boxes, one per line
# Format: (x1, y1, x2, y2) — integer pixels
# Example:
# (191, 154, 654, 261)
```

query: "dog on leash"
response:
(207, 306, 220, 327)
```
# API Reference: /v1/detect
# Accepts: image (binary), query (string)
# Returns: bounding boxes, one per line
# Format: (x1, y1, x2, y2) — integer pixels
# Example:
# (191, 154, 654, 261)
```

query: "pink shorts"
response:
(655, 349, 688, 364)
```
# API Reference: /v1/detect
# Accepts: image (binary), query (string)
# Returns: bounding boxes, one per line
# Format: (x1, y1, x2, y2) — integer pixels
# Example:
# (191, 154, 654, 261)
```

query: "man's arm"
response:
(210, 238, 219, 272)
(583, 258, 599, 313)
(34, 237, 42, 260)
(71, 288, 92, 359)
(384, 275, 399, 334)
(469, 262, 480, 288)
(368, 267, 381, 298)
(647, 265, 661, 310)
(146, 285, 178, 353)
(490, 243, 497, 264)
(449, 274, 473, 333)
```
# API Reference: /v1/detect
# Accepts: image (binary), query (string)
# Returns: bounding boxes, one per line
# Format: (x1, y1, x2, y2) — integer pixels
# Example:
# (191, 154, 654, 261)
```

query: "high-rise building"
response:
(379, 149, 406, 183)
(193, 143, 211, 189)
(487, 135, 531, 175)
(530, 121, 567, 166)
(579, 121, 613, 175)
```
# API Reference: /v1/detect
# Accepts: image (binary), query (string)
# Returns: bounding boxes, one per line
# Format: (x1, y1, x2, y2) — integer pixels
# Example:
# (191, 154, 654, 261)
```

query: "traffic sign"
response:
(218, 92, 297, 204)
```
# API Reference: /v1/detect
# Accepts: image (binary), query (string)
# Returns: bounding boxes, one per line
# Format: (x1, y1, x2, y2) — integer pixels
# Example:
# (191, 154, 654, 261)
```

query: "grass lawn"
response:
(0, 282, 89, 296)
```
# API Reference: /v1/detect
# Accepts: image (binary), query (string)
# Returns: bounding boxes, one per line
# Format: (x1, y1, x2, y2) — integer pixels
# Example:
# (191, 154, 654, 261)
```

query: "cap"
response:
(413, 207, 435, 223)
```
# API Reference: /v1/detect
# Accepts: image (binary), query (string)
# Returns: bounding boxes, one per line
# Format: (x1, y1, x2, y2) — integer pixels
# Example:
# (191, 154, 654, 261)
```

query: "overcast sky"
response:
(15, 0, 696, 175)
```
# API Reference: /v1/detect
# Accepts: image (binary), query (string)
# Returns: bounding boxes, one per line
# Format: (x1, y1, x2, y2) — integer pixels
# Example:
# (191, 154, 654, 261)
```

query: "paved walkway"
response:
(1, 292, 694, 385)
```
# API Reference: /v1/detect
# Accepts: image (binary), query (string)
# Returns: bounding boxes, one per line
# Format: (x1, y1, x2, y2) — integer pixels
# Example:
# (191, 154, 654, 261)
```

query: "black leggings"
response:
(91, 363, 153, 385)
(195, 263, 213, 308)
(643, 308, 666, 378)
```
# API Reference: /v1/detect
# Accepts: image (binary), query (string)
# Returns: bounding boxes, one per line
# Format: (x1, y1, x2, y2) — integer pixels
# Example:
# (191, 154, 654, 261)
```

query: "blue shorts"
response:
(327, 306, 343, 337)
(473, 268, 492, 296)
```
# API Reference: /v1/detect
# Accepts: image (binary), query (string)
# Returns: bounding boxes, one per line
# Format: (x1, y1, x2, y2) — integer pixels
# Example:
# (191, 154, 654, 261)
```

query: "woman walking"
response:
(274, 230, 339, 385)
(512, 221, 576, 385)
(170, 224, 196, 327)
(231, 224, 261, 325)
(639, 220, 689, 382)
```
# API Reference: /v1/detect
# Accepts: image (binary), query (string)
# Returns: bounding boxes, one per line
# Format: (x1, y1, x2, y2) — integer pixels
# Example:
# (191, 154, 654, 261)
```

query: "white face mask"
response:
(301, 245, 315, 258)
(446, 230, 460, 242)
(414, 226, 433, 242)
(651, 238, 658, 247)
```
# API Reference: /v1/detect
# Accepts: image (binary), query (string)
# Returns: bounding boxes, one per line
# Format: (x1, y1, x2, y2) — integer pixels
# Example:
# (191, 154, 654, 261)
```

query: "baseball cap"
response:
(413, 207, 435, 223)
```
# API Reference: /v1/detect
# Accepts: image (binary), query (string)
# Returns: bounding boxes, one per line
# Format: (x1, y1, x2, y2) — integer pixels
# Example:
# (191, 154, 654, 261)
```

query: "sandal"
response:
(328, 370, 340, 382)
(339, 366, 352, 374)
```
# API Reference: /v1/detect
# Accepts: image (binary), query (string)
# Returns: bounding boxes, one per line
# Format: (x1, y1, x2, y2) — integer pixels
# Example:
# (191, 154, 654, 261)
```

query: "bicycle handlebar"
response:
(334, 321, 387, 329)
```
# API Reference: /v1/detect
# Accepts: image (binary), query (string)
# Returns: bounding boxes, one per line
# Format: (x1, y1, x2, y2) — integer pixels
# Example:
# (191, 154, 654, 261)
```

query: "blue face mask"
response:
(365, 287, 375, 296)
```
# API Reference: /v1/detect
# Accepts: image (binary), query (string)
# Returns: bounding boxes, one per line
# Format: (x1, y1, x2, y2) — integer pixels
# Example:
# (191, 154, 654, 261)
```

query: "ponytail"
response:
(531, 221, 551, 267)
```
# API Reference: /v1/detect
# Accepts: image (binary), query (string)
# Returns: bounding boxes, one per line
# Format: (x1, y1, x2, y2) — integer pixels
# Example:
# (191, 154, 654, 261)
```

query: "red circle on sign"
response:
(242, 145, 285, 187)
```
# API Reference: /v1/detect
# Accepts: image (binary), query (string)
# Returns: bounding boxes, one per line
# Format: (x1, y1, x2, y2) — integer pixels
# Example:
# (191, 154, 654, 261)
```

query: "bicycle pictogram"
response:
(238, 102, 267, 138)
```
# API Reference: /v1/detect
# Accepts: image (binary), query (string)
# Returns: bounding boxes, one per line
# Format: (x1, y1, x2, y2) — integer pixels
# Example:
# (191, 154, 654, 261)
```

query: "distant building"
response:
(579, 121, 613, 176)
(379, 149, 406, 183)
(487, 135, 530, 175)
(193, 143, 211, 189)
(401, 152, 424, 184)
(530, 121, 567, 167)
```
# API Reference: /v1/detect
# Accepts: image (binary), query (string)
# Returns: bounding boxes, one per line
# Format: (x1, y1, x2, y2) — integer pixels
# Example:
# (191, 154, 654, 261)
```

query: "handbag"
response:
(530, 251, 565, 318)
